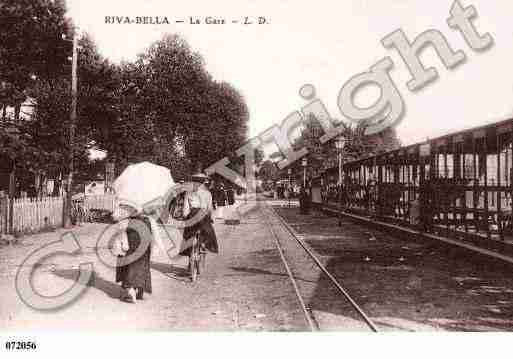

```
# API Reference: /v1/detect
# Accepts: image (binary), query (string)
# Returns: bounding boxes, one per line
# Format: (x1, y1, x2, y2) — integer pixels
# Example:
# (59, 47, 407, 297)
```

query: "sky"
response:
(66, 0, 513, 147)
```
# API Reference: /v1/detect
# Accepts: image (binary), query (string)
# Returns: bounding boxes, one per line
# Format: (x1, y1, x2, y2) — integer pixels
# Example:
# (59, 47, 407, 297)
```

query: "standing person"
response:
(299, 186, 308, 214)
(114, 207, 153, 303)
(215, 183, 228, 219)
(419, 179, 434, 233)
(226, 186, 235, 206)
(299, 186, 303, 213)
(209, 181, 217, 211)
(305, 186, 311, 213)
(27, 184, 37, 199)
(52, 178, 61, 197)
(338, 183, 346, 209)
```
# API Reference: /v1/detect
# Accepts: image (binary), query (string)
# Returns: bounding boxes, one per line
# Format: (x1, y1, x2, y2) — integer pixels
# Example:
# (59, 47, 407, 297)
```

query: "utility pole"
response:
(288, 168, 292, 208)
(335, 136, 346, 227)
(8, 161, 15, 233)
(338, 151, 342, 187)
(63, 29, 78, 228)
(302, 158, 308, 188)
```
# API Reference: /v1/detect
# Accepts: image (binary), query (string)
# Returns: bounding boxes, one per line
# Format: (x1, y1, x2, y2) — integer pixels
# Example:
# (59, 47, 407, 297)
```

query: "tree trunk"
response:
(14, 103, 21, 121)
(8, 161, 15, 234)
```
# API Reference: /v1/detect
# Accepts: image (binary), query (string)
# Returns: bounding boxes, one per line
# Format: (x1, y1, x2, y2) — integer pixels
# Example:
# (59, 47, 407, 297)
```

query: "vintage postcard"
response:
(0, 0, 512, 357)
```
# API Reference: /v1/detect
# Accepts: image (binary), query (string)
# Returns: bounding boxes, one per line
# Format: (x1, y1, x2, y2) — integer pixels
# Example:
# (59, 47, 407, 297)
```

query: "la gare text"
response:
(104, 16, 268, 25)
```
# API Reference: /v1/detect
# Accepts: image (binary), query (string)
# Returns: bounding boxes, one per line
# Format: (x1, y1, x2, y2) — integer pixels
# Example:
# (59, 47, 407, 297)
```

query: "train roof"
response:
(311, 116, 513, 180)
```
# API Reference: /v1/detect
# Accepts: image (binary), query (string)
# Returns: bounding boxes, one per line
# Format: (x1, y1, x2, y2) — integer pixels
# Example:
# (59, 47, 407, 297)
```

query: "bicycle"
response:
(188, 229, 207, 282)
(71, 200, 90, 225)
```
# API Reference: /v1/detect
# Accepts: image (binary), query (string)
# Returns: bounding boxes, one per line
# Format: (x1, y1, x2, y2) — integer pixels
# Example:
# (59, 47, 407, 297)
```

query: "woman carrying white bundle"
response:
(113, 205, 153, 303)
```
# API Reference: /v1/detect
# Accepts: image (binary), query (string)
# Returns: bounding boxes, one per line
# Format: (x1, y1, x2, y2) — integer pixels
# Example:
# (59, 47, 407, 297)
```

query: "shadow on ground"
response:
(53, 269, 122, 300)
(151, 261, 191, 282)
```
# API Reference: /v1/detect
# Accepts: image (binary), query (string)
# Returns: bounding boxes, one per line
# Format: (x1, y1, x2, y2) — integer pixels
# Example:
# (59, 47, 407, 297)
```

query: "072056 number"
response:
(5, 341, 37, 350)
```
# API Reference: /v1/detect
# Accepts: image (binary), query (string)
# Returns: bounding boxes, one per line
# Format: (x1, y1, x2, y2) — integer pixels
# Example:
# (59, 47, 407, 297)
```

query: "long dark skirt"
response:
(183, 209, 219, 254)
(227, 190, 235, 205)
(115, 217, 152, 294)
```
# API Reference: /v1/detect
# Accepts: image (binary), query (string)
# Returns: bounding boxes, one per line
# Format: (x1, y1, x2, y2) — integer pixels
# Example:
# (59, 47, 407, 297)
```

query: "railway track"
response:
(260, 201, 379, 332)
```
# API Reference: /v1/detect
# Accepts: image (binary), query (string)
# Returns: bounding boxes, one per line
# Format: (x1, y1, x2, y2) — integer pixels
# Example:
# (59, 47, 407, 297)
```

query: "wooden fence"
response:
(8, 197, 64, 234)
(0, 198, 8, 235)
(0, 194, 118, 235)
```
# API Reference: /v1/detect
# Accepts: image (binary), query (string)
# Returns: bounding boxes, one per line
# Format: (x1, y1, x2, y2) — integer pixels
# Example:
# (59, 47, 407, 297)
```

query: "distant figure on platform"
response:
(226, 186, 235, 206)
(207, 181, 217, 211)
(338, 184, 348, 210)
(214, 184, 228, 219)
(299, 186, 311, 215)
(278, 185, 284, 199)
(27, 184, 37, 198)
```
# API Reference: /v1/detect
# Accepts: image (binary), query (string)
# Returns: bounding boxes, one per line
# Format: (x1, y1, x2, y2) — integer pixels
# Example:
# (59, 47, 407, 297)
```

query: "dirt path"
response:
(0, 202, 306, 331)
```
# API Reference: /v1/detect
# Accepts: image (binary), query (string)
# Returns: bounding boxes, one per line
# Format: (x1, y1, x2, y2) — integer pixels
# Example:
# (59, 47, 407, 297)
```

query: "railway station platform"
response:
(314, 202, 513, 266)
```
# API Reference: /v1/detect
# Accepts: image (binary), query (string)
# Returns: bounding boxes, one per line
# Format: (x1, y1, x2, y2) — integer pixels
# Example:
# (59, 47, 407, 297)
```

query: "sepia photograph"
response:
(0, 0, 512, 357)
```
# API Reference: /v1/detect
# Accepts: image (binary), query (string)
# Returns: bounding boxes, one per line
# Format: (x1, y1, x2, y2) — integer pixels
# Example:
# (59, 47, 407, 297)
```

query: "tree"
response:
(75, 33, 120, 152)
(182, 81, 249, 171)
(1, 12, 252, 190)
(103, 34, 249, 179)
(0, 0, 71, 120)
(292, 116, 402, 179)
(141, 35, 248, 172)
(0, 0, 75, 195)
(21, 31, 119, 182)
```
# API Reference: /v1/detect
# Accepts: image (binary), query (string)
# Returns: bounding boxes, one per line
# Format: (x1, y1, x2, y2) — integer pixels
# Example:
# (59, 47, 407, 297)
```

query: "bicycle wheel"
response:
(189, 234, 199, 282)
(71, 203, 78, 225)
(198, 242, 207, 274)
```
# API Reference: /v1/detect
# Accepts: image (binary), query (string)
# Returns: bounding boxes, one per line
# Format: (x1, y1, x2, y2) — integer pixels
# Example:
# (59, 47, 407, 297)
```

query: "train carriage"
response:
(311, 118, 513, 244)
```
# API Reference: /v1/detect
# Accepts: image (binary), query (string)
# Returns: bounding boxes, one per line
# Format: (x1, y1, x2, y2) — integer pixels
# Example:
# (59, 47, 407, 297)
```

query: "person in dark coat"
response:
(214, 184, 228, 219)
(305, 186, 311, 213)
(226, 186, 235, 205)
(27, 184, 37, 198)
(419, 180, 434, 233)
(115, 216, 153, 303)
(299, 186, 310, 214)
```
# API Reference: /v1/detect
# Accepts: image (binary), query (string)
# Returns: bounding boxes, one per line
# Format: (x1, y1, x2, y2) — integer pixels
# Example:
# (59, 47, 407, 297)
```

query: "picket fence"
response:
(1, 194, 118, 235)
(10, 196, 64, 234)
